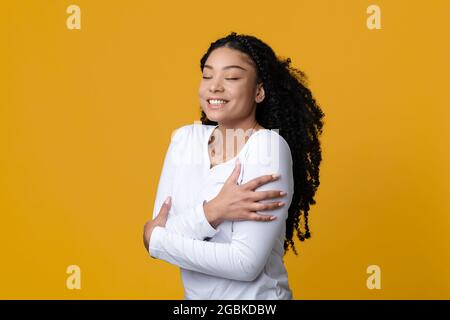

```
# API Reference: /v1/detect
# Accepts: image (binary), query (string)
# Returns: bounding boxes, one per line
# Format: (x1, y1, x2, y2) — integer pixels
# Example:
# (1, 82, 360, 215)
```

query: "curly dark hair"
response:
(199, 32, 325, 255)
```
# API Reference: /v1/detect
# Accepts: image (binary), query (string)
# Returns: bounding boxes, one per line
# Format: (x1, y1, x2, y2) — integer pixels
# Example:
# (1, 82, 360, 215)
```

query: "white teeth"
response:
(209, 99, 228, 105)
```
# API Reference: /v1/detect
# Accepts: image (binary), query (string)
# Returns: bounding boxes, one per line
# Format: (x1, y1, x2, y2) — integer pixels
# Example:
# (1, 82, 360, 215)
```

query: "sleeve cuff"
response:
(148, 226, 165, 258)
(194, 201, 220, 239)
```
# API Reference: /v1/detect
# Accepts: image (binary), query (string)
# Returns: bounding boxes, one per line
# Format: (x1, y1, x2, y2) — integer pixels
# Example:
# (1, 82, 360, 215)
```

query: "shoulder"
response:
(171, 123, 215, 139)
(166, 123, 211, 165)
(168, 124, 214, 162)
(246, 129, 293, 165)
(242, 129, 294, 191)
(170, 123, 214, 143)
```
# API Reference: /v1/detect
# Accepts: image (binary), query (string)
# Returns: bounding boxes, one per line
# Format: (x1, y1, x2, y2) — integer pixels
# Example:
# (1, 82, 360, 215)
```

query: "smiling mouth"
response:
(207, 99, 229, 108)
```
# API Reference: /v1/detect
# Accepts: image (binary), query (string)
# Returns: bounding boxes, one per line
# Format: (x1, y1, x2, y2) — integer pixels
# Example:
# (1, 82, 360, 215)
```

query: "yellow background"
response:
(1, 0, 449, 299)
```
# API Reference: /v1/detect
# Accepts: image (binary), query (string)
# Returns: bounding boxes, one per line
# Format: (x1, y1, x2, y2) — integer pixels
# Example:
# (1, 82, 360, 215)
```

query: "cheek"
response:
(199, 79, 210, 93)
(232, 86, 253, 102)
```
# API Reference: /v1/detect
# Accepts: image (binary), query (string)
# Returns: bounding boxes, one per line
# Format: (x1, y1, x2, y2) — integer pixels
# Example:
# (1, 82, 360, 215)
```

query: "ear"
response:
(255, 83, 265, 103)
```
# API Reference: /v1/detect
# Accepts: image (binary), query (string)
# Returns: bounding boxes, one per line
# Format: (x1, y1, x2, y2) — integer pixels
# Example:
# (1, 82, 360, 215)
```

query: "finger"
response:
(247, 212, 277, 222)
(242, 173, 280, 191)
(225, 158, 241, 185)
(249, 201, 284, 212)
(158, 196, 172, 217)
(251, 190, 287, 201)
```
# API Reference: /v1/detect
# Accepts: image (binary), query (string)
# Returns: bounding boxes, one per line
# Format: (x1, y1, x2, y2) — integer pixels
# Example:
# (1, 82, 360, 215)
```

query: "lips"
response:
(207, 97, 229, 102)
(207, 98, 229, 109)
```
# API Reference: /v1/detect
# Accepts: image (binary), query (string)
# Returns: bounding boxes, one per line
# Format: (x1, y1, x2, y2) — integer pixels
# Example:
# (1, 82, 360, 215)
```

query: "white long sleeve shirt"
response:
(148, 123, 294, 300)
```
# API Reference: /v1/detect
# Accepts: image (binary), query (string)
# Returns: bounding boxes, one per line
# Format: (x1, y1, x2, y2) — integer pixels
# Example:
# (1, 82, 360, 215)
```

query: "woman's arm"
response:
(149, 132, 294, 281)
(151, 125, 220, 240)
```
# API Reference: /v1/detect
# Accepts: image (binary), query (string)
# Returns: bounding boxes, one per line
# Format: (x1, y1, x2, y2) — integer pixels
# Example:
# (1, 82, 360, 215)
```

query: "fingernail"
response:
(280, 191, 287, 196)
(270, 216, 277, 220)
(278, 202, 285, 207)
(272, 173, 280, 179)
(165, 196, 171, 204)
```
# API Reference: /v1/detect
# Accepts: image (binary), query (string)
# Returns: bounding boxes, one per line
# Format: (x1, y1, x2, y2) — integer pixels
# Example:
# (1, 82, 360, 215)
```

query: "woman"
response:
(143, 32, 324, 299)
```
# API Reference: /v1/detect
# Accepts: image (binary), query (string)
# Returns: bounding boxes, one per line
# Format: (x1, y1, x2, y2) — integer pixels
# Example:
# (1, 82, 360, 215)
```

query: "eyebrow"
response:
(203, 64, 247, 71)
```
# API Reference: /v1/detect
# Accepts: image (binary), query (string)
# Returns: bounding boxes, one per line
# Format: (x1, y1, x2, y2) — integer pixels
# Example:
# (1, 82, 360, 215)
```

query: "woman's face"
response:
(199, 46, 264, 126)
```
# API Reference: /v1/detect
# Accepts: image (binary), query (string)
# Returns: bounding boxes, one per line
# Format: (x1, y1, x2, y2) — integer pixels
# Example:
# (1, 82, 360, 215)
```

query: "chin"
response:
(201, 107, 218, 121)
(201, 103, 229, 123)
(204, 113, 222, 123)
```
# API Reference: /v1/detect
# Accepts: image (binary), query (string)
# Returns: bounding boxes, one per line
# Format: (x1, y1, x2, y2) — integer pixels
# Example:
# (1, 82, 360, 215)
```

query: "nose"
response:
(208, 78, 224, 92)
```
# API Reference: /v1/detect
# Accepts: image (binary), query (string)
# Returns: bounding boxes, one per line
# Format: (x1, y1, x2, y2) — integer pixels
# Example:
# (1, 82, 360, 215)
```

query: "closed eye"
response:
(202, 76, 240, 80)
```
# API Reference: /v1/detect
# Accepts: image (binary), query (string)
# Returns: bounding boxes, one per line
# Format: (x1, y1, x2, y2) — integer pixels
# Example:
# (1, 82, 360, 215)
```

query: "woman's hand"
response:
(203, 159, 287, 228)
(143, 196, 172, 254)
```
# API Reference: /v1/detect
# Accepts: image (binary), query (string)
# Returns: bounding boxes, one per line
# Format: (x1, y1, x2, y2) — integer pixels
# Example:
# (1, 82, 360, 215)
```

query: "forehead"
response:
(205, 47, 255, 70)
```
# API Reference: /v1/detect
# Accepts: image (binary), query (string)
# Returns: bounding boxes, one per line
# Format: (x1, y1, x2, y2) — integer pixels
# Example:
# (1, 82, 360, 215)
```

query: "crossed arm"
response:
(149, 127, 220, 240)
(148, 127, 294, 281)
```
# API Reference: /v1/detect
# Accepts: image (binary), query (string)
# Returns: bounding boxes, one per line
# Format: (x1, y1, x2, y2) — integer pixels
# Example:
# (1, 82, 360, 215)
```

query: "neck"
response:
(216, 118, 259, 138)
(209, 117, 261, 163)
